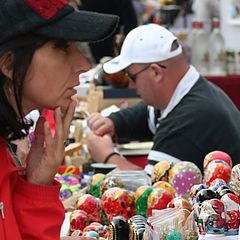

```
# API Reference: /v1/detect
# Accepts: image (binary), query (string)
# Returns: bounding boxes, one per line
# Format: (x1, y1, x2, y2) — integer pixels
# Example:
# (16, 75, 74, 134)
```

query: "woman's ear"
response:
(0, 52, 14, 79)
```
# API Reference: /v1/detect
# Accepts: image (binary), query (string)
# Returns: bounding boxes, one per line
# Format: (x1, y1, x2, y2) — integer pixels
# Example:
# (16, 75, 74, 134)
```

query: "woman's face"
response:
(22, 41, 90, 113)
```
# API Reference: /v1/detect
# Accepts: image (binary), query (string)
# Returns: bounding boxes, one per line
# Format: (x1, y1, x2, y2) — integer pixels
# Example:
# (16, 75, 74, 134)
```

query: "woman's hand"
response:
(26, 100, 76, 185)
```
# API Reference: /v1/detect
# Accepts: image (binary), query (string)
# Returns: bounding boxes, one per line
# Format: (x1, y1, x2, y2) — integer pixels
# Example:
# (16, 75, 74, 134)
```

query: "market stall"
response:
(57, 149, 240, 239)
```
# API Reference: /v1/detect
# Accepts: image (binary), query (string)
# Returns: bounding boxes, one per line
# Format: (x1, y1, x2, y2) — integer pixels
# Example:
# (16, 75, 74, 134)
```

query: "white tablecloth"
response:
(198, 234, 239, 240)
(60, 212, 71, 237)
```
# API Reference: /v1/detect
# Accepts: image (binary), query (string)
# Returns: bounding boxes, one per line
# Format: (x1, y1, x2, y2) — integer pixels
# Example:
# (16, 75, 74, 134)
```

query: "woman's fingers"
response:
(54, 100, 76, 146)
(33, 116, 46, 147)
(54, 106, 64, 147)
(63, 100, 77, 134)
(44, 120, 54, 150)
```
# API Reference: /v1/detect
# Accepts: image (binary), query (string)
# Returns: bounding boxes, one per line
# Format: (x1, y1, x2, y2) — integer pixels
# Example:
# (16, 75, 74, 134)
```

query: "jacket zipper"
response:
(0, 201, 5, 239)
(0, 202, 5, 219)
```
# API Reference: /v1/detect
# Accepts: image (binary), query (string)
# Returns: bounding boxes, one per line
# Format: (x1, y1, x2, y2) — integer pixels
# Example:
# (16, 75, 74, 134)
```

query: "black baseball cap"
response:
(0, 0, 119, 45)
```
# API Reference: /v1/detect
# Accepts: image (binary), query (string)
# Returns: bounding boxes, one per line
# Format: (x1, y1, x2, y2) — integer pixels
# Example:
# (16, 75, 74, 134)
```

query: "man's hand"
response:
(87, 112, 115, 137)
(87, 132, 115, 163)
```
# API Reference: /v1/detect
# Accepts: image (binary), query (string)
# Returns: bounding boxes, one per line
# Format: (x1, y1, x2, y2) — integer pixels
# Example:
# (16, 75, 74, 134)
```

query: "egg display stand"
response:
(62, 186, 88, 211)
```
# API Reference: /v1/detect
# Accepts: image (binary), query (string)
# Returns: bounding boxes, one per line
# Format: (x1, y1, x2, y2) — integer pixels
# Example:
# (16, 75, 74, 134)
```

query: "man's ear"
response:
(0, 52, 15, 79)
(150, 63, 165, 82)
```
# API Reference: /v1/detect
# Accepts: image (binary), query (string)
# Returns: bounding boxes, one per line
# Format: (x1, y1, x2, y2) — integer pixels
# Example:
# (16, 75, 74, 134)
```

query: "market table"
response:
(117, 141, 152, 169)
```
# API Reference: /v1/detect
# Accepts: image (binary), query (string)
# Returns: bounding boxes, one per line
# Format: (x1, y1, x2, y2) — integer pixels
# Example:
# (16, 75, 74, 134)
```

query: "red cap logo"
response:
(25, 0, 68, 20)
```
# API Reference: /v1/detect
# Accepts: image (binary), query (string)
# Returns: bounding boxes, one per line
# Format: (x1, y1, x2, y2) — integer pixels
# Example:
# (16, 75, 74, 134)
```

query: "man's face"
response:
(127, 63, 166, 107)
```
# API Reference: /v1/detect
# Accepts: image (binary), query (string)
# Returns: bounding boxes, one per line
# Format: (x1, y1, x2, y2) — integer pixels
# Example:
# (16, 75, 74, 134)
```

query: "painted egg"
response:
(151, 160, 173, 183)
(167, 196, 192, 211)
(70, 209, 89, 232)
(102, 187, 136, 222)
(204, 161, 231, 186)
(203, 150, 232, 170)
(169, 161, 202, 199)
(153, 181, 175, 197)
(100, 176, 124, 195)
(147, 188, 173, 216)
(75, 194, 102, 222)
(135, 185, 153, 217)
(229, 164, 240, 198)
(82, 222, 110, 239)
(196, 189, 217, 203)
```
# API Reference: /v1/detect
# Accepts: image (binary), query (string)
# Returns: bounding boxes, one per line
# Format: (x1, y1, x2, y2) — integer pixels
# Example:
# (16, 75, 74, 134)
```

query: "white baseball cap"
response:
(103, 24, 182, 74)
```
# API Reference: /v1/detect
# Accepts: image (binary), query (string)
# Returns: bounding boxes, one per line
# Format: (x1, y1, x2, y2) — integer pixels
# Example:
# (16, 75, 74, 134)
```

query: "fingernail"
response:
(55, 107, 61, 113)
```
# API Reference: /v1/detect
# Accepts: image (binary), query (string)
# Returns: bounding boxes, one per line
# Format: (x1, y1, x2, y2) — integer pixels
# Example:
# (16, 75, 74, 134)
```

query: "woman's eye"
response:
(53, 40, 70, 52)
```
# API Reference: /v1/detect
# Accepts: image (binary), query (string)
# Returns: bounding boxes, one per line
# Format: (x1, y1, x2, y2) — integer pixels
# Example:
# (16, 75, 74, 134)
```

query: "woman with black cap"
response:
(0, 0, 118, 239)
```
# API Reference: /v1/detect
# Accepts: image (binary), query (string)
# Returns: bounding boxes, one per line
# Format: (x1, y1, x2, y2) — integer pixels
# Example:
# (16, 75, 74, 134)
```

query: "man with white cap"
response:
(87, 24, 240, 173)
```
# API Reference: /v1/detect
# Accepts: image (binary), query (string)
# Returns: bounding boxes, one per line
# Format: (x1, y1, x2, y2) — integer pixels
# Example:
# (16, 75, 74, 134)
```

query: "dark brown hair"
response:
(0, 34, 49, 141)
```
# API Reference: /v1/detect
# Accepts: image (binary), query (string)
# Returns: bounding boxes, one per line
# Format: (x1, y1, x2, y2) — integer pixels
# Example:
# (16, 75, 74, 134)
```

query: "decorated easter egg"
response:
(153, 181, 175, 197)
(109, 216, 129, 240)
(167, 196, 192, 211)
(151, 160, 173, 183)
(184, 229, 198, 240)
(203, 150, 232, 170)
(87, 173, 106, 198)
(91, 173, 106, 185)
(102, 187, 136, 222)
(204, 161, 231, 186)
(189, 183, 207, 204)
(83, 230, 99, 238)
(217, 188, 234, 199)
(196, 189, 217, 203)
(135, 185, 153, 217)
(169, 161, 202, 199)
(70, 209, 90, 232)
(100, 176, 124, 195)
(210, 178, 227, 188)
(56, 174, 81, 201)
(197, 199, 225, 235)
(229, 163, 240, 198)
(59, 182, 73, 201)
(76, 194, 102, 222)
(147, 188, 173, 216)
(220, 193, 240, 235)
(166, 230, 183, 240)
(128, 215, 147, 240)
(82, 222, 110, 238)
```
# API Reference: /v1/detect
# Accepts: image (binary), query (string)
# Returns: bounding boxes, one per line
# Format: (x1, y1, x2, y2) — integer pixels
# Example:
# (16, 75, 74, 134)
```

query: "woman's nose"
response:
(73, 53, 92, 74)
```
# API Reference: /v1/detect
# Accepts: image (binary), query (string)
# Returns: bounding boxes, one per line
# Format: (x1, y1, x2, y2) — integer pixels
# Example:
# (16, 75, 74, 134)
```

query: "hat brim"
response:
(34, 10, 119, 43)
(103, 56, 131, 74)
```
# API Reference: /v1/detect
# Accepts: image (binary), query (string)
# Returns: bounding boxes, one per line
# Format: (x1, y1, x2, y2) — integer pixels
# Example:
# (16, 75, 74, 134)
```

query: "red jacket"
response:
(0, 138, 64, 240)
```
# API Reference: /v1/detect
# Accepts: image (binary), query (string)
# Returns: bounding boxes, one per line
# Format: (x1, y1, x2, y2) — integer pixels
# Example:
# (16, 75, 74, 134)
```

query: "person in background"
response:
(79, 0, 138, 63)
(192, 0, 220, 20)
(132, 0, 160, 24)
(0, 0, 118, 239)
(87, 24, 240, 174)
(191, 0, 220, 34)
